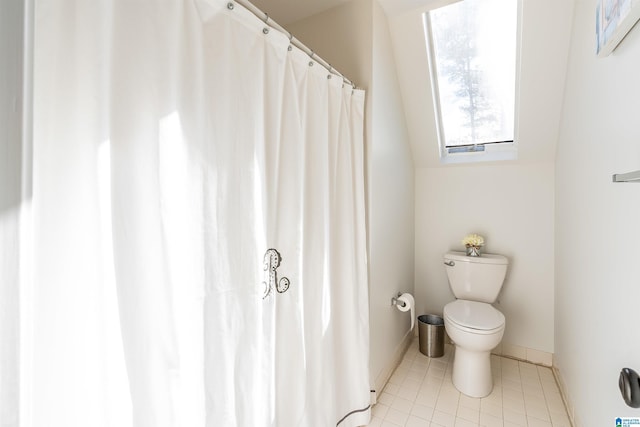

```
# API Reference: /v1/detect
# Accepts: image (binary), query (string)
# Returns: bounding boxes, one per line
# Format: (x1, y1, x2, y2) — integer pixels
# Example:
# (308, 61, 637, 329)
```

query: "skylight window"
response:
(424, 0, 519, 163)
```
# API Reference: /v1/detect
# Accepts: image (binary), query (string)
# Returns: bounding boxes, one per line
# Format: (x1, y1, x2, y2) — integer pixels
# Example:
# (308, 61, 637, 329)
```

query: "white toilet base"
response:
(452, 346, 493, 398)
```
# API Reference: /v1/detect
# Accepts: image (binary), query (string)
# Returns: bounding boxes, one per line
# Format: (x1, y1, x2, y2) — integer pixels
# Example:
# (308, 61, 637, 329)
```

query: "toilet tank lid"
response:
(444, 251, 508, 265)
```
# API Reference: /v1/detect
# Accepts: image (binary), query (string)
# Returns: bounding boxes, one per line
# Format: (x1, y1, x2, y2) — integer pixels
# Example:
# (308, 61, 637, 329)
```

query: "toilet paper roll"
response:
(396, 293, 415, 331)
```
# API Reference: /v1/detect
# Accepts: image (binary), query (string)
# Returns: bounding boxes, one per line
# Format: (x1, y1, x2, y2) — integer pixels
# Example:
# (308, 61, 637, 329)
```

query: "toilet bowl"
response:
(443, 251, 509, 398)
(443, 299, 505, 397)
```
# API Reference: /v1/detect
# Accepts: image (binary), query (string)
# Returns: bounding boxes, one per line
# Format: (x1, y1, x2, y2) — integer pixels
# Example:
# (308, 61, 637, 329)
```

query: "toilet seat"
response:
(444, 300, 505, 335)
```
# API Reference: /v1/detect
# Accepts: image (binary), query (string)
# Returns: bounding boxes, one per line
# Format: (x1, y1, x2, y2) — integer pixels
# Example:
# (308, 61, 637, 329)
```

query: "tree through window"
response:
(425, 0, 517, 152)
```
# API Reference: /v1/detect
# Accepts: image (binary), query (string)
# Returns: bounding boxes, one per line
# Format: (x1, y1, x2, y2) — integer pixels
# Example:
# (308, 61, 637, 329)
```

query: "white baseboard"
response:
(371, 328, 415, 404)
(491, 342, 553, 366)
(552, 360, 579, 427)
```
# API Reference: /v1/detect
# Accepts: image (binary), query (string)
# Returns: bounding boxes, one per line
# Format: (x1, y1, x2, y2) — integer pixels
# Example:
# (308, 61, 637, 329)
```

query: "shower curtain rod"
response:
(231, 0, 358, 89)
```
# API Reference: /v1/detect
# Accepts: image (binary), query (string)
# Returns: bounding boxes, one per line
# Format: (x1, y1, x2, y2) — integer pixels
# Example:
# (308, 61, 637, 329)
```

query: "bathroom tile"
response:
(391, 396, 414, 414)
(381, 420, 404, 427)
(406, 414, 432, 427)
(411, 402, 435, 420)
(454, 417, 478, 427)
(383, 383, 400, 396)
(416, 390, 439, 407)
(412, 357, 430, 370)
(407, 367, 428, 382)
(385, 408, 410, 426)
(366, 338, 571, 427)
(479, 412, 504, 427)
(522, 383, 545, 398)
(400, 359, 414, 370)
(458, 394, 481, 411)
(501, 372, 520, 386)
(456, 405, 480, 423)
(432, 410, 456, 426)
(389, 370, 407, 386)
(435, 389, 460, 414)
(397, 386, 419, 402)
(372, 403, 390, 419)
(523, 394, 547, 411)
(537, 366, 555, 383)
(480, 393, 502, 410)
(379, 392, 395, 406)
(525, 404, 551, 423)
(550, 409, 572, 426)
(526, 416, 552, 427)
(544, 394, 566, 415)
(431, 359, 448, 370)
(501, 357, 519, 369)
(501, 378, 522, 393)
(404, 377, 424, 391)
(427, 366, 446, 380)
(502, 396, 525, 414)
(421, 379, 443, 394)
(503, 408, 527, 426)
(480, 400, 502, 419)
(487, 386, 502, 400)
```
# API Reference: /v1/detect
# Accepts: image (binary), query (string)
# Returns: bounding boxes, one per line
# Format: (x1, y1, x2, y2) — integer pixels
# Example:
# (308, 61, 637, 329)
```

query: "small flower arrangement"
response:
(462, 233, 484, 257)
(462, 233, 484, 248)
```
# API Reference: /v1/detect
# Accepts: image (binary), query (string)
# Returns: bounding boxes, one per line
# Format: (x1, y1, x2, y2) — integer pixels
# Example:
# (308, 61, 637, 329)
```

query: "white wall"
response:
(415, 163, 555, 353)
(386, 0, 575, 356)
(555, 1, 640, 425)
(369, 0, 415, 389)
(288, 0, 415, 391)
(0, 0, 25, 423)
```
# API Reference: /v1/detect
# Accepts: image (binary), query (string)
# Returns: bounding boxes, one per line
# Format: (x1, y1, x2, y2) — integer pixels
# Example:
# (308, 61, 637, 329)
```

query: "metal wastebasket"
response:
(418, 314, 444, 358)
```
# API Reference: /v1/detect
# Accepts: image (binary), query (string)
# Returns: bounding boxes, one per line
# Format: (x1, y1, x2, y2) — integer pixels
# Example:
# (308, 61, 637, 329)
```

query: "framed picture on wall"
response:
(596, 0, 640, 56)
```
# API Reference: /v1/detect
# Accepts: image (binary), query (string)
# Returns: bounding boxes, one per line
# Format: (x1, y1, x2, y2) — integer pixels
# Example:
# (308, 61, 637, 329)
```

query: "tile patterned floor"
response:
(366, 339, 572, 427)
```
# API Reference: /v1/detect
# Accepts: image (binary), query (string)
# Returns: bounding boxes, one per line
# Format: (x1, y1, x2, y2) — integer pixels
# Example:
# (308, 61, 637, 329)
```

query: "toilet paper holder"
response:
(391, 292, 407, 308)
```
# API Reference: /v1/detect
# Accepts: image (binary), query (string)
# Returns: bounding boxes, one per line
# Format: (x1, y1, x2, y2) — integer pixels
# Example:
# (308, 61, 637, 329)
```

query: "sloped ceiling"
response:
(247, 0, 576, 167)
(249, 0, 452, 24)
(389, 0, 576, 167)
(249, 0, 353, 25)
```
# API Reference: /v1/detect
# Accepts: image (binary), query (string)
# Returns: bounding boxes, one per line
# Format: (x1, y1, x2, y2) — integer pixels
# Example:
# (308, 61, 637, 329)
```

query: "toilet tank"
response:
(444, 251, 508, 303)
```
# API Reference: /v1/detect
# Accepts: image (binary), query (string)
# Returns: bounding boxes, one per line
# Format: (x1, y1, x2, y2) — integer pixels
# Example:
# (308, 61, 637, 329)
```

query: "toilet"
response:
(443, 251, 508, 398)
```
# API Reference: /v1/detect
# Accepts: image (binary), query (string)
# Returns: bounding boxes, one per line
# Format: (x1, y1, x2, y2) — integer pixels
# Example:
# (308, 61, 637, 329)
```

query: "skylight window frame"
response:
(423, 0, 522, 164)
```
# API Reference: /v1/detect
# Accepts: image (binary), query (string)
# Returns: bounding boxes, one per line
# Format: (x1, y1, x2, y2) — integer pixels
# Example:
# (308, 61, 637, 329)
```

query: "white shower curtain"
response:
(20, 0, 370, 426)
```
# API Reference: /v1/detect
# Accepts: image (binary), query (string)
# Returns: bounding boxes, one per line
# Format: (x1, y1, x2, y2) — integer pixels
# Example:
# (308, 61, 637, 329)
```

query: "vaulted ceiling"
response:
(249, 0, 450, 25)
(249, 0, 353, 25)
(247, 0, 576, 167)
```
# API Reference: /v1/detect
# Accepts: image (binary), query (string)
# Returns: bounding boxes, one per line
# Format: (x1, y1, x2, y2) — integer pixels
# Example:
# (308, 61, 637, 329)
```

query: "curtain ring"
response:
(263, 13, 269, 24)
(227, 2, 234, 10)
(287, 32, 293, 51)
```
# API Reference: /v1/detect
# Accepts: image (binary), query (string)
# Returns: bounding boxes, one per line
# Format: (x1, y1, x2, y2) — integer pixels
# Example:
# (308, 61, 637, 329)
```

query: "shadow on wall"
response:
(0, 142, 24, 216)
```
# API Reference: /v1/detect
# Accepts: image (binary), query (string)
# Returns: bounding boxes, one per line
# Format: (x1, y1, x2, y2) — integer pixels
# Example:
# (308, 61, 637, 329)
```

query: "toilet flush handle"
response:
(444, 260, 455, 267)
